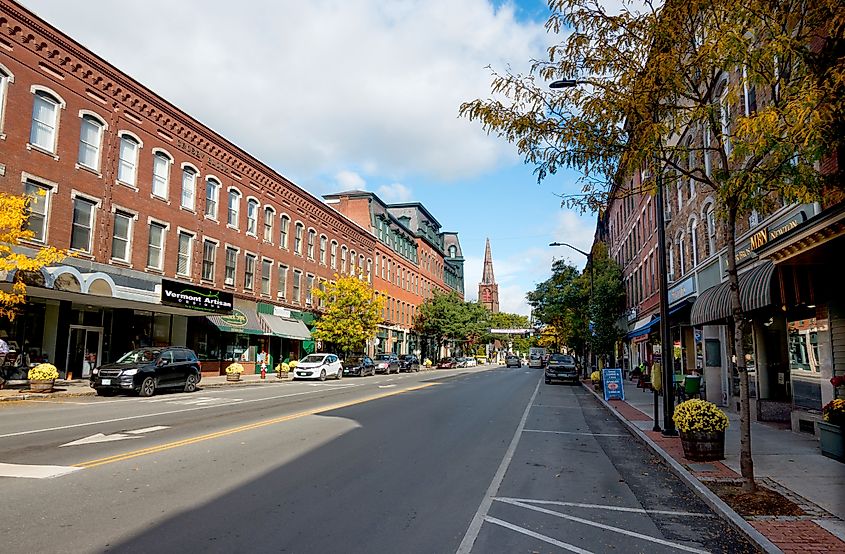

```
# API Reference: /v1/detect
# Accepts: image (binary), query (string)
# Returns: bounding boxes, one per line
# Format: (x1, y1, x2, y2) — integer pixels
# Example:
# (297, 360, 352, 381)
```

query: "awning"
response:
(259, 314, 312, 340)
(206, 308, 267, 335)
(691, 261, 776, 326)
(625, 301, 693, 340)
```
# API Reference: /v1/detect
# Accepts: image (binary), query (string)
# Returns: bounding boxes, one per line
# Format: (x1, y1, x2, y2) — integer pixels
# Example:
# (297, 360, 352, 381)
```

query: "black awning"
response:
(691, 261, 776, 326)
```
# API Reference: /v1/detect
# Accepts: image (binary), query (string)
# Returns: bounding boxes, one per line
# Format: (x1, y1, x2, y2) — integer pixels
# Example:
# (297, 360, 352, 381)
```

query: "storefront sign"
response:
(735, 210, 808, 264)
(669, 276, 696, 304)
(602, 368, 625, 401)
(219, 309, 248, 327)
(160, 279, 233, 314)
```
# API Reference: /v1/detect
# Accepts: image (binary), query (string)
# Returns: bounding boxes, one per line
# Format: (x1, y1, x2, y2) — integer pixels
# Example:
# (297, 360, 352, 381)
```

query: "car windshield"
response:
(375, 354, 392, 360)
(550, 354, 574, 363)
(116, 349, 161, 364)
(301, 355, 326, 364)
(401, 355, 415, 360)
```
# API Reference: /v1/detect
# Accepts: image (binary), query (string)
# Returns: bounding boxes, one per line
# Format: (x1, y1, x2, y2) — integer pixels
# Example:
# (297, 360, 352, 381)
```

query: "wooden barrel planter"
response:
(29, 379, 55, 393)
(226, 373, 241, 382)
(680, 431, 725, 461)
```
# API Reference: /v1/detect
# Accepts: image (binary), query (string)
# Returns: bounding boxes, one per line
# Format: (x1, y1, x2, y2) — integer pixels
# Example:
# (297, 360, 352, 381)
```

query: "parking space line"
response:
(494, 498, 712, 517)
(483, 516, 594, 554)
(522, 429, 628, 437)
(496, 498, 710, 553)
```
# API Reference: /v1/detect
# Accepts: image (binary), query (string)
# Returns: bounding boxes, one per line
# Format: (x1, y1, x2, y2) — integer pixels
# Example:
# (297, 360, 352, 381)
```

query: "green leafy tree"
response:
(586, 243, 626, 366)
(311, 275, 384, 356)
(461, 0, 843, 493)
(527, 260, 589, 357)
(414, 290, 468, 352)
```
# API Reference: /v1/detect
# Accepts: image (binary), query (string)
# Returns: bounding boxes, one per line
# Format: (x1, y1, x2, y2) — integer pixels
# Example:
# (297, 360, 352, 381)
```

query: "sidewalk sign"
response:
(602, 368, 625, 401)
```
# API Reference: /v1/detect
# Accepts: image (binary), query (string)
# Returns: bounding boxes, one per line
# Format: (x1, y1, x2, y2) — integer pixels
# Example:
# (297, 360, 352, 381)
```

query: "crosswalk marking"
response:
(0, 462, 81, 479)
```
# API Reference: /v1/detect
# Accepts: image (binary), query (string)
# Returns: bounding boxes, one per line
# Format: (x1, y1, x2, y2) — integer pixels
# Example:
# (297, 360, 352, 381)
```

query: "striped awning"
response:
(691, 261, 776, 326)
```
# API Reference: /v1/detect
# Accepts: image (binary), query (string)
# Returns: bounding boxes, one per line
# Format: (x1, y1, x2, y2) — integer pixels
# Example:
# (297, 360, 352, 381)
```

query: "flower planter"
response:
(276, 371, 289, 380)
(29, 379, 55, 393)
(680, 430, 725, 461)
(818, 421, 844, 462)
(226, 373, 241, 382)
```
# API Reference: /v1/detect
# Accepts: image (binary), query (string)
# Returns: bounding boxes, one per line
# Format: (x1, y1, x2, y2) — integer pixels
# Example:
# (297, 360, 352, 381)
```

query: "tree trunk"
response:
(723, 206, 756, 493)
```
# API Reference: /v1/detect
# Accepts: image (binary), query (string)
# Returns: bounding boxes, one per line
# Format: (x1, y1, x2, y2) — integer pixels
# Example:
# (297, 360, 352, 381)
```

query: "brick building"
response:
(0, 0, 461, 377)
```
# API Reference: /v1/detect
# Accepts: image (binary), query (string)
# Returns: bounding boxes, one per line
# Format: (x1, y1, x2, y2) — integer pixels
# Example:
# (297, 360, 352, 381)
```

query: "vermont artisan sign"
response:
(160, 279, 233, 314)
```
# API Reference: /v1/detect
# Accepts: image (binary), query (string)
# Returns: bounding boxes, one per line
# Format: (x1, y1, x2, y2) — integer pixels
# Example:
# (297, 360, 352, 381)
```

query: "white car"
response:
(464, 357, 477, 367)
(293, 353, 343, 381)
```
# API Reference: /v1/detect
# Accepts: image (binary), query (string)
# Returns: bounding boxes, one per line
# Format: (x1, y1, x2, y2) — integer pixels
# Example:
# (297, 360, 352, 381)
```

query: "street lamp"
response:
(550, 242, 593, 376)
(549, 79, 585, 89)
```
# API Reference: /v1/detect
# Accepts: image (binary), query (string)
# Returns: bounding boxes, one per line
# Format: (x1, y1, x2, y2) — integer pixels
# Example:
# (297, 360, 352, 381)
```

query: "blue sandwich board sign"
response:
(602, 368, 625, 401)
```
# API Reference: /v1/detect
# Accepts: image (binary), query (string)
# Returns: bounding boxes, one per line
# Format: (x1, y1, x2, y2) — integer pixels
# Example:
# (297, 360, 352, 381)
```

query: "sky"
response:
(20, 0, 599, 316)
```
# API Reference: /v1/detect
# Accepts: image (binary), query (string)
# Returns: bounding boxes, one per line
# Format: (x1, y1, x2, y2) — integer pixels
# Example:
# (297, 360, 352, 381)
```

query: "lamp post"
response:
(654, 155, 677, 436)
(550, 242, 593, 377)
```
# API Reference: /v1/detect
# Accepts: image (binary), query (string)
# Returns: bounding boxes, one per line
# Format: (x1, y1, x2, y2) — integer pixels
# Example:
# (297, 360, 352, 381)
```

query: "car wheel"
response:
(336, 368, 342, 380)
(319, 369, 327, 381)
(184, 373, 198, 393)
(139, 376, 156, 397)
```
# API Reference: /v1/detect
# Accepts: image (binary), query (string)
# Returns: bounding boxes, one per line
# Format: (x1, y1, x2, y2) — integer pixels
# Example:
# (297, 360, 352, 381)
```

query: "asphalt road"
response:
(0, 365, 755, 553)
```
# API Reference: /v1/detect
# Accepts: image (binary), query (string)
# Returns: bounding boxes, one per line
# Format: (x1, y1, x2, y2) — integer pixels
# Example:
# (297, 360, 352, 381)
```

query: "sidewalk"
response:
(589, 380, 845, 554)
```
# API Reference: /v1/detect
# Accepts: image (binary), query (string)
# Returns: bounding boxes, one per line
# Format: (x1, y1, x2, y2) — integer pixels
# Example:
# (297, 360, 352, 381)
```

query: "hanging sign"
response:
(602, 368, 625, 401)
(160, 279, 233, 314)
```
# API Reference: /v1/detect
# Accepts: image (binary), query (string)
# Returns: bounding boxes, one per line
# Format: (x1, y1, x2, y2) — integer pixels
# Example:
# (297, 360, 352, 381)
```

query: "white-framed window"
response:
(202, 240, 217, 281)
(278, 264, 288, 299)
(261, 259, 272, 296)
(705, 205, 716, 255)
(668, 243, 675, 281)
(330, 241, 338, 269)
(280, 215, 290, 249)
(23, 180, 50, 243)
(676, 179, 683, 212)
(678, 235, 686, 275)
(319, 235, 327, 265)
(177, 231, 193, 276)
(318, 280, 326, 308)
(294, 223, 304, 255)
(0, 68, 11, 134)
(263, 207, 275, 242)
(111, 210, 133, 262)
(292, 270, 302, 304)
(350, 250, 356, 275)
(227, 189, 241, 228)
(719, 80, 732, 156)
(152, 152, 171, 199)
(244, 253, 256, 290)
(117, 134, 140, 186)
(367, 259, 372, 283)
(246, 199, 259, 235)
(307, 229, 316, 259)
(341, 246, 348, 273)
(30, 90, 61, 152)
(224, 246, 238, 286)
(703, 125, 712, 177)
(205, 177, 220, 219)
(181, 167, 197, 210)
(71, 196, 97, 252)
(77, 114, 105, 170)
(687, 137, 696, 200)
(690, 219, 699, 267)
(740, 65, 757, 116)
(305, 274, 314, 305)
(147, 222, 166, 270)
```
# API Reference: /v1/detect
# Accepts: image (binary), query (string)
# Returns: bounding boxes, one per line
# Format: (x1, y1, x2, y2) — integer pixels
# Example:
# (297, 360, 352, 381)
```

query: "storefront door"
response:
(66, 326, 103, 379)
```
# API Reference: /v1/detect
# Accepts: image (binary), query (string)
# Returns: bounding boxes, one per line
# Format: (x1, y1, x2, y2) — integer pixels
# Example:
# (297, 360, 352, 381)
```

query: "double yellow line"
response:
(75, 382, 437, 469)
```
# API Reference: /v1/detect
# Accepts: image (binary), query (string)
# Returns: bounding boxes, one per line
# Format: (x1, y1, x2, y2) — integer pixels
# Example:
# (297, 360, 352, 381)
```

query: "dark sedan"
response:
(399, 354, 420, 372)
(545, 353, 579, 384)
(90, 347, 202, 397)
(342, 355, 376, 377)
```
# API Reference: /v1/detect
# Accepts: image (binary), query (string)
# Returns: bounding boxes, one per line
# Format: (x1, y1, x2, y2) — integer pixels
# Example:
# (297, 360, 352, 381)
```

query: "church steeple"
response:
(478, 238, 499, 313)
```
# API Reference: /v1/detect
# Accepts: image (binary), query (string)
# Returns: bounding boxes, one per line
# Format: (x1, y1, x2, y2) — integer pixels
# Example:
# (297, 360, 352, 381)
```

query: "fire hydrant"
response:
(260, 364, 266, 379)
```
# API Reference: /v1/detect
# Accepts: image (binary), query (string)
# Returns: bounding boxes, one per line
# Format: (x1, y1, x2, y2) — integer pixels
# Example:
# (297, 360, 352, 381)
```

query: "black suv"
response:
(545, 353, 578, 384)
(399, 354, 420, 372)
(90, 347, 202, 397)
(342, 355, 376, 377)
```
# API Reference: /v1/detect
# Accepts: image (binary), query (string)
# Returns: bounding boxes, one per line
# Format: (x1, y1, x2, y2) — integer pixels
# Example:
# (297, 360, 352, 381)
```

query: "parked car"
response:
(90, 347, 202, 397)
(545, 353, 579, 384)
(455, 357, 469, 368)
(399, 354, 420, 372)
(463, 357, 477, 367)
(436, 357, 457, 369)
(528, 354, 544, 369)
(373, 353, 400, 374)
(342, 355, 376, 377)
(505, 355, 521, 368)
(293, 353, 343, 381)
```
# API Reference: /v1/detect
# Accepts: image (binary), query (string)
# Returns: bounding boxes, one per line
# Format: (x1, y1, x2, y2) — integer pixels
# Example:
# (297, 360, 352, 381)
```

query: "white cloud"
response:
(335, 170, 367, 190)
(376, 183, 413, 203)
(21, 0, 551, 183)
(549, 211, 597, 269)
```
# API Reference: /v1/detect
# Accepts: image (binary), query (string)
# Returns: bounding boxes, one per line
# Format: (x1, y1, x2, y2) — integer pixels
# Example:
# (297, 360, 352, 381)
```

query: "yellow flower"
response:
(28, 363, 59, 381)
(673, 399, 729, 433)
(225, 363, 244, 374)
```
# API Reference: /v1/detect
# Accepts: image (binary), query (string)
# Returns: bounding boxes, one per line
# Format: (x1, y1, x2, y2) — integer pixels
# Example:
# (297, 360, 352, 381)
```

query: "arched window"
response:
(689, 219, 699, 267)
(205, 177, 220, 218)
(350, 250, 357, 275)
(307, 229, 316, 259)
(677, 233, 686, 275)
(117, 133, 141, 186)
(30, 89, 62, 153)
(152, 151, 172, 199)
(687, 136, 696, 200)
(294, 222, 304, 255)
(705, 204, 716, 256)
(280, 215, 290, 249)
(227, 188, 241, 227)
(181, 166, 198, 211)
(341, 245, 348, 273)
(77, 113, 106, 170)
(246, 198, 259, 235)
(330, 240, 338, 269)
(319, 235, 327, 264)
(0, 67, 11, 133)
(263, 207, 275, 242)
(448, 245, 457, 258)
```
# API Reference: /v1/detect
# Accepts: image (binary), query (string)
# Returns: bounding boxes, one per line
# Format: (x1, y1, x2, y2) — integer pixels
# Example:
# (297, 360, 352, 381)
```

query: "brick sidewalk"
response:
(606, 395, 845, 553)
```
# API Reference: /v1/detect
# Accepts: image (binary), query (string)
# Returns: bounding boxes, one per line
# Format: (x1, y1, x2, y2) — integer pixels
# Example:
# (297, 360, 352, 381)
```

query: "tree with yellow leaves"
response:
(311, 274, 385, 356)
(0, 192, 65, 320)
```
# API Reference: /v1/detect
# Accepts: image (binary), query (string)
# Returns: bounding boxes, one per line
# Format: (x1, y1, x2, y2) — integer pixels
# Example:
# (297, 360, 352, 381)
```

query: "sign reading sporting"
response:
(160, 279, 234, 314)
(602, 368, 625, 401)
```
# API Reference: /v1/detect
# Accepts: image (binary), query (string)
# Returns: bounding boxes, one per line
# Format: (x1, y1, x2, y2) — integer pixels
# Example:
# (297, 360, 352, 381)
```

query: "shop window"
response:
(261, 259, 272, 296)
(30, 90, 61, 153)
(202, 240, 217, 281)
(244, 253, 256, 290)
(24, 180, 50, 243)
(78, 114, 105, 171)
(147, 222, 166, 270)
(152, 152, 172, 199)
(205, 178, 219, 218)
(177, 231, 193, 276)
(111, 211, 133, 262)
(117, 134, 140, 186)
(224, 247, 237, 286)
(181, 167, 197, 211)
(71, 196, 96, 252)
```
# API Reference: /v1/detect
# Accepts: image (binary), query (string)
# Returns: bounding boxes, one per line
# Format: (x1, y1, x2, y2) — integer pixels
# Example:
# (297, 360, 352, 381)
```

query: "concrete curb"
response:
(581, 382, 782, 554)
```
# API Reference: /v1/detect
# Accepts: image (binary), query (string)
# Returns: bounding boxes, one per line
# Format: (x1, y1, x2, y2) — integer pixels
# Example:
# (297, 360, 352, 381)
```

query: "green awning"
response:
(206, 308, 267, 335)
(259, 314, 312, 340)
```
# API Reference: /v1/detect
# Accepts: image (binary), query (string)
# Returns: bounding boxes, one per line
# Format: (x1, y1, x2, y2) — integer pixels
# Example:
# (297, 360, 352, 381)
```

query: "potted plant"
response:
(819, 398, 844, 462)
(225, 362, 244, 382)
(673, 399, 730, 461)
(591, 370, 602, 390)
(423, 358, 432, 369)
(28, 363, 59, 393)
(276, 362, 290, 380)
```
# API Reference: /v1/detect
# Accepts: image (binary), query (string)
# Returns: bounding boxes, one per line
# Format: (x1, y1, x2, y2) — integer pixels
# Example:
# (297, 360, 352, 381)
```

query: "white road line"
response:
(456, 377, 541, 554)
(532, 405, 584, 409)
(494, 498, 712, 517)
(0, 387, 363, 440)
(522, 429, 628, 437)
(497, 498, 710, 554)
(126, 426, 170, 434)
(483, 516, 594, 554)
(0, 462, 81, 479)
